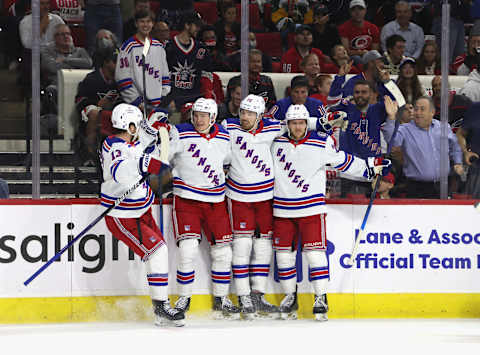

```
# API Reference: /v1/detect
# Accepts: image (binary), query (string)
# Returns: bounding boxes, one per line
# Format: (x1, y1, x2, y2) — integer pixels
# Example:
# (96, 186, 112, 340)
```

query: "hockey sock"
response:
(210, 244, 233, 297)
(276, 251, 297, 294)
(305, 250, 329, 295)
(232, 236, 253, 296)
(145, 244, 169, 301)
(176, 239, 199, 297)
(250, 238, 273, 293)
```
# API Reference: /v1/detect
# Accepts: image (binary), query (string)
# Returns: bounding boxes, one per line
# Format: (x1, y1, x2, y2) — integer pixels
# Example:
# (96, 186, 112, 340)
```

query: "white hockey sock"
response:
(145, 244, 168, 301)
(232, 237, 253, 296)
(176, 239, 199, 297)
(276, 251, 297, 294)
(210, 244, 233, 297)
(250, 238, 273, 293)
(305, 250, 329, 295)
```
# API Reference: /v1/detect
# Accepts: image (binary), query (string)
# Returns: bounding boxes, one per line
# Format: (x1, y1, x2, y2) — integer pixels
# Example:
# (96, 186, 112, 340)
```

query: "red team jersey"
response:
(338, 19, 380, 51)
(281, 47, 325, 73)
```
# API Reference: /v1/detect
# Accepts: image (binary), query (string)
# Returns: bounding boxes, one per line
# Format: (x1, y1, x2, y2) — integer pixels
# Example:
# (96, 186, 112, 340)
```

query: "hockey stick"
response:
(141, 36, 151, 121)
(157, 126, 170, 233)
(347, 117, 401, 266)
(24, 174, 150, 286)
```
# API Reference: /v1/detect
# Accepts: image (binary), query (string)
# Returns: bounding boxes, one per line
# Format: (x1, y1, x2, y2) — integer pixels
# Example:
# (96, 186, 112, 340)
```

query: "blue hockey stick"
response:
(24, 174, 149, 286)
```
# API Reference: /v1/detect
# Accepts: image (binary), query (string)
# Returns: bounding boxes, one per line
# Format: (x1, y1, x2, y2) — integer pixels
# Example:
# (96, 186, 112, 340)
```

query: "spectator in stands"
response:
(383, 96, 464, 199)
(380, 1, 425, 59)
(399, 103, 414, 124)
(198, 26, 226, 104)
(82, 0, 123, 56)
(0, 0, 26, 71)
(217, 76, 241, 122)
(373, 173, 395, 199)
(383, 34, 406, 75)
(123, 0, 151, 41)
(280, 24, 327, 73)
(267, 75, 325, 121)
(152, 20, 170, 46)
(248, 32, 272, 73)
(299, 53, 321, 95)
(156, 0, 195, 30)
(456, 102, 480, 197)
(460, 62, 480, 102)
(396, 57, 426, 105)
(432, 75, 472, 131)
(311, 74, 333, 104)
(416, 42, 441, 75)
(214, 3, 241, 65)
(199, 25, 232, 72)
(41, 24, 92, 108)
(92, 29, 119, 68)
(271, 0, 314, 50)
(310, 3, 341, 57)
(0, 178, 9, 199)
(322, 44, 361, 74)
(75, 47, 120, 165)
(116, 9, 169, 110)
(165, 12, 212, 110)
(180, 102, 194, 123)
(432, 0, 470, 64)
(19, 0, 65, 50)
(333, 81, 399, 197)
(452, 21, 480, 75)
(338, 0, 380, 65)
(328, 50, 392, 105)
(229, 49, 277, 110)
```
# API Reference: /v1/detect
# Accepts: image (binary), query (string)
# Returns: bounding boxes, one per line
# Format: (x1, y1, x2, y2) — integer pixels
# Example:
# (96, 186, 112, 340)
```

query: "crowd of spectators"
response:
(1, 0, 480, 199)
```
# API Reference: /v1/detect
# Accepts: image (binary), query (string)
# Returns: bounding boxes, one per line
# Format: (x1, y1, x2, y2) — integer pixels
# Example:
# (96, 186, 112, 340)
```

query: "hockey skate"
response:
(279, 292, 298, 320)
(251, 292, 280, 319)
(313, 294, 328, 321)
(213, 296, 241, 320)
(174, 296, 191, 313)
(153, 299, 185, 327)
(238, 294, 256, 320)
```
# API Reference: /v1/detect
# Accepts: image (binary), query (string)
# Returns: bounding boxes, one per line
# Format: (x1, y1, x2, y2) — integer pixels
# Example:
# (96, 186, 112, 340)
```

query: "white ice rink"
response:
(1, 318, 479, 355)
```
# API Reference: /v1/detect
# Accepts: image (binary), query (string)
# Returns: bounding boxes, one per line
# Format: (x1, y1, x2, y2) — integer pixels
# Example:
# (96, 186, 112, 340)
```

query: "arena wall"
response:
(1, 199, 479, 323)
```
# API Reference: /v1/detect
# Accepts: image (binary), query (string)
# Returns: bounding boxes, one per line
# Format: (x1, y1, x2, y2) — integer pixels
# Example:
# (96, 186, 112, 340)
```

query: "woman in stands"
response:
(299, 53, 321, 95)
(214, 3, 241, 64)
(396, 57, 426, 105)
(416, 42, 441, 75)
(217, 76, 241, 122)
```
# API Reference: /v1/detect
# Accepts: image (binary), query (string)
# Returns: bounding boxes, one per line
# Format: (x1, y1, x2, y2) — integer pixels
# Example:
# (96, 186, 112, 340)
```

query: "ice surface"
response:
(1, 318, 480, 354)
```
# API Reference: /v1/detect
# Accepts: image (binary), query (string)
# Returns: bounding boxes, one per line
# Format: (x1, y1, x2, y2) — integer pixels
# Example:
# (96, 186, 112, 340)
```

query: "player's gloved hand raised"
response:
(138, 109, 169, 148)
(138, 153, 170, 176)
(318, 111, 348, 134)
(365, 157, 392, 180)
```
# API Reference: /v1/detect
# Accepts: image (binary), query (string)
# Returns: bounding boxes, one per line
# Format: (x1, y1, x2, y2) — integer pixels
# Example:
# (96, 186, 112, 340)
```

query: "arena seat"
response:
(194, 2, 218, 25)
(256, 32, 283, 59)
(235, 3, 263, 32)
(150, 1, 161, 15)
(69, 23, 86, 48)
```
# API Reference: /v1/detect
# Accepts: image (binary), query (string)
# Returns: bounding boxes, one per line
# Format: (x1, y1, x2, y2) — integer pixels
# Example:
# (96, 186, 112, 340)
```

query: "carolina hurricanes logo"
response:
(351, 35, 372, 50)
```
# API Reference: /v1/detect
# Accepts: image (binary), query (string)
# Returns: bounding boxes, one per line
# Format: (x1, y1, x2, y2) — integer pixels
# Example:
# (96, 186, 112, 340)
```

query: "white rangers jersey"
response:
(223, 117, 322, 202)
(100, 136, 154, 218)
(115, 36, 170, 108)
(272, 130, 369, 218)
(222, 117, 281, 202)
(169, 123, 231, 203)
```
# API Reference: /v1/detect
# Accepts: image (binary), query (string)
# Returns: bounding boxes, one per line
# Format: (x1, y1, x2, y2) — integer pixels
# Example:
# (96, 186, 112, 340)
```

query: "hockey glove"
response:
(138, 109, 169, 148)
(138, 153, 170, 176)
(365, 157, 392, 180)
(318, 111, 348, 134)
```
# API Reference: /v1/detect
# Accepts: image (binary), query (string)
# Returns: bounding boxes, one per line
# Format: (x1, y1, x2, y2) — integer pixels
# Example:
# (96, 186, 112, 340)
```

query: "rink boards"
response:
(1, 199, 479, 323)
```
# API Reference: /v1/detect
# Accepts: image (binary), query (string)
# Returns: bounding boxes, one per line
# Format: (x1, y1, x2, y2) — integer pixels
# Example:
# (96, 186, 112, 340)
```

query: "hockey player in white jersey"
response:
(271, 104, 391, 321)
(222, 94, 281, 318)
(167, 98, 240, 319)
(100, 103, 184, 327)
(115, 9, 170, 109)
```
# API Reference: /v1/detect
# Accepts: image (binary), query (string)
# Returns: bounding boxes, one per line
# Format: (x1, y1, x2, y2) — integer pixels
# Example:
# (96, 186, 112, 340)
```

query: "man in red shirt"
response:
(338, 0, 380, 65)
(281, 24, 327, 73)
